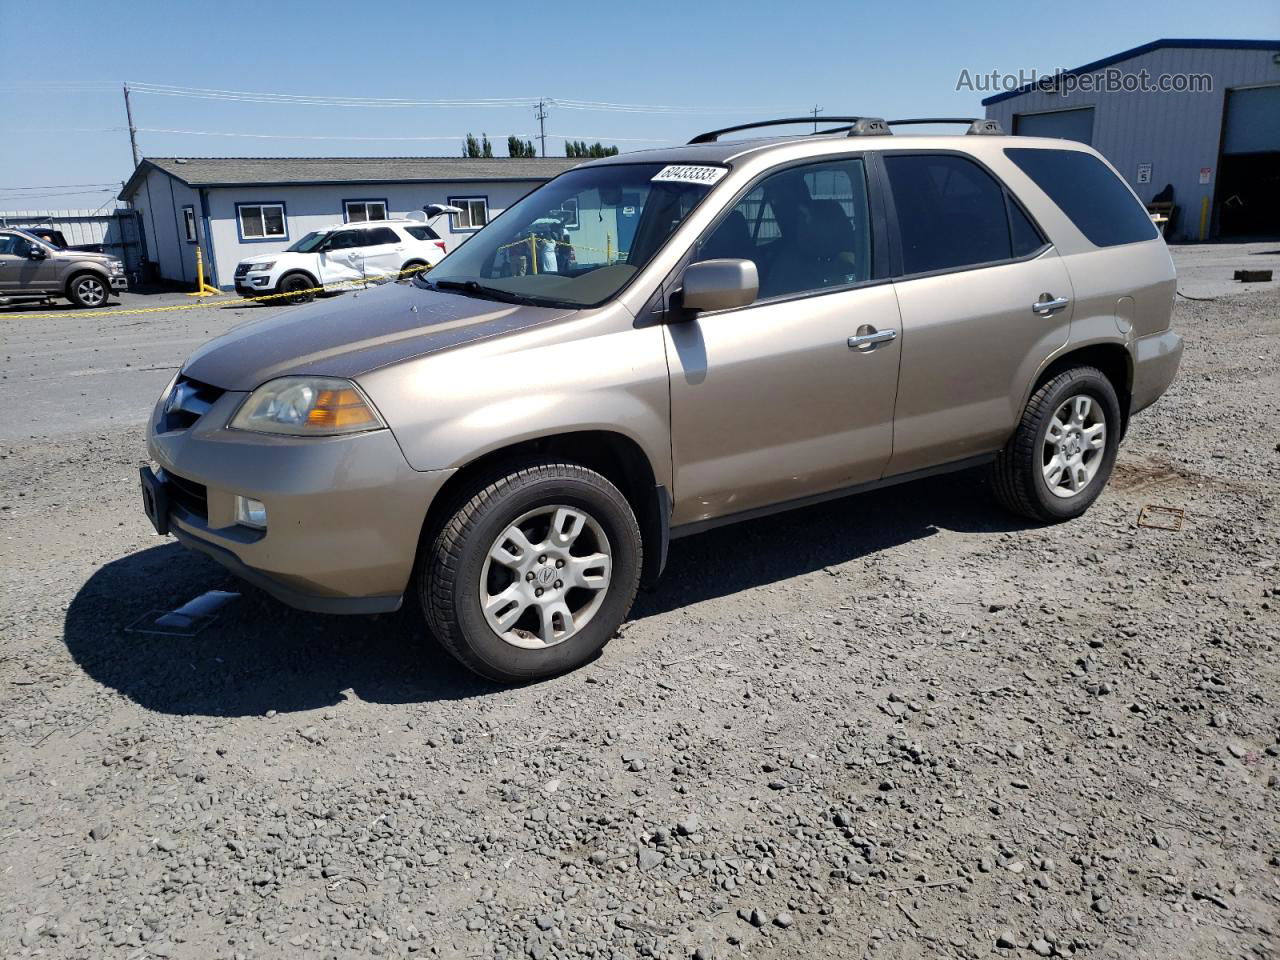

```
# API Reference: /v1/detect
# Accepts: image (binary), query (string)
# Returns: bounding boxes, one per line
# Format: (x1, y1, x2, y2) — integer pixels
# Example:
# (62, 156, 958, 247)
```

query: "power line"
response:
(0, 187, 116, 201)
(135, 127, 667, 143)
(0, 182, 118, 191)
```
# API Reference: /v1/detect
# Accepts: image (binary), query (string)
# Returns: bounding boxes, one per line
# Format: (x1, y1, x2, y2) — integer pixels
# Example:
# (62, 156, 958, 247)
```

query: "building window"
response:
(237, 202, 288, 241)
(448, 197, 489, 231)
(181, 205, 198, 243)
(344, 200, 388, 223)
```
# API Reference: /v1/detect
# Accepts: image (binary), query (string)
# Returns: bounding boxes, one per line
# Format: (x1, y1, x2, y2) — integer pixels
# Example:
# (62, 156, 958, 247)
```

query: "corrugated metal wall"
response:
(985, 46, 1280, 241)
(0, 208, 146, 270)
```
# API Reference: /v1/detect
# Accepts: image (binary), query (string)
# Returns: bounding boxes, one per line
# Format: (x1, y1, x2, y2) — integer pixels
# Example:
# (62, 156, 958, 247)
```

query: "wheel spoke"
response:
(537, 600, 575, 645)
(1072, 464, 1088, 490)
(1083, 423, 1106, 449)
(548, 507, 587, 549)
(489, 525, 536, 568)
(1045, 420, 1066, 447)
(484, 585, 527, 631)
(566, 552, 611, 590)
(1072, 396, 1092, 425)
(1045, 460, 1065, 488)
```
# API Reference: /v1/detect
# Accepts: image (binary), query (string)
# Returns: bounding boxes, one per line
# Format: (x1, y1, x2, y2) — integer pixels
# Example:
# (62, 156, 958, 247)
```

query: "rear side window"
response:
(365, 227, 399, 245)
(1009, 199, 1046, 258)
(1005, 148, 1157, 247)
(885, 154, 1023, 275)
(405, 225, 440, 241)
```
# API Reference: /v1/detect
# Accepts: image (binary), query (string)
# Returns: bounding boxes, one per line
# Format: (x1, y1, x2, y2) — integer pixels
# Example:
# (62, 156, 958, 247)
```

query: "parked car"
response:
(141, 116, 1181, 682)
(0, 228, 128, 308)
(233, 217, 449, 303)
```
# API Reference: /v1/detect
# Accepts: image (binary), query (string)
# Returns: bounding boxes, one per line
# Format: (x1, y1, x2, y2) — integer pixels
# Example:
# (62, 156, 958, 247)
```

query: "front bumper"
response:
(142, 390, 454, 613)
(110, 275, 128, 290)
(234, 274, 273, 298)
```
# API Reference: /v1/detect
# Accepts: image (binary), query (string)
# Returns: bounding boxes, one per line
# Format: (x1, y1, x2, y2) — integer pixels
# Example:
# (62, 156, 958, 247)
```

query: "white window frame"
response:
(344, 199, 388, 223)
(236, 202, 288, 241)
(448, 196, 489, 232)
(181, 205, 198, 243)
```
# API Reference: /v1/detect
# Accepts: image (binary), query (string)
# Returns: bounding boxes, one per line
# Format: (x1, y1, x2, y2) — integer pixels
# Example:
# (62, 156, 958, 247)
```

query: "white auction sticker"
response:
(651, 164, 728, 186)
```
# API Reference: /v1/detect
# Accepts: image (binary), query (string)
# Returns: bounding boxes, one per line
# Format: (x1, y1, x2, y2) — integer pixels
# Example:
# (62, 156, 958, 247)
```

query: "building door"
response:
(1216, 85, 1280, 238)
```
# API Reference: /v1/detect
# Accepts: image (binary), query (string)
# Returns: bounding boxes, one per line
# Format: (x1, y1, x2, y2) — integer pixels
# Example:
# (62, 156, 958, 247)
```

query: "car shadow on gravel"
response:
(65, 468, 1027, 716)
(63, 542, 496, 717)
(632, 466, 1030, 618)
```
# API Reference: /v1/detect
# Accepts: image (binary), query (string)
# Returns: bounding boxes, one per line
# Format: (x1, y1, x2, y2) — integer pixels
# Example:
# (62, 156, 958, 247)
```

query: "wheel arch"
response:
(64, 267, 109, 297)
(1029, 340, 1134, 432)
(419, 429, 669, 588)
(276, 269, 318, 290)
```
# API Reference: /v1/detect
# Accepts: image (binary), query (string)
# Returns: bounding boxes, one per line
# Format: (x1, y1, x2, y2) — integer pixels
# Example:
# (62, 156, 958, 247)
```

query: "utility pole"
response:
(123, 84, 140, 168)
(810, 104, 823, 133)
(534, 99, 548, 158)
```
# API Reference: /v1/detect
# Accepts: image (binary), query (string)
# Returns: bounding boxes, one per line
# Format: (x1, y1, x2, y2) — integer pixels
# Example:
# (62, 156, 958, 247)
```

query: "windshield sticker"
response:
(651, 165, 728, 186)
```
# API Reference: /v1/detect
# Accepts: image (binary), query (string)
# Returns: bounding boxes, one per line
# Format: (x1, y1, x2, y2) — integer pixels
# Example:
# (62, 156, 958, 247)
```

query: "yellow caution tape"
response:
(1, 264, 433, 321)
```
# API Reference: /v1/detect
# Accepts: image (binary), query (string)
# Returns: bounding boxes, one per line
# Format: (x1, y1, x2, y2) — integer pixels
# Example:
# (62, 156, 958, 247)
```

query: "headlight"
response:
(109, 260, 125, 275)
(248, 261, 275, 272)
(228, 377, 384, 436)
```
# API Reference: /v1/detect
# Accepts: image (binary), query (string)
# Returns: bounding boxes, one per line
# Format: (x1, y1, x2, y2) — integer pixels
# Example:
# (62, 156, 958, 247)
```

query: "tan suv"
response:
(0, 228, 128, 308)
(140, 116, 1181, 682)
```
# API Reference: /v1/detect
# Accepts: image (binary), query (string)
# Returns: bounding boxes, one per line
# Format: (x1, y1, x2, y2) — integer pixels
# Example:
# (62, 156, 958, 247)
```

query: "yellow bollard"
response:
(1198, 196, 1210, 242)
(605, 234, 612, 265)
(186, 245, 221, 297)
(529, 235, 538, 275)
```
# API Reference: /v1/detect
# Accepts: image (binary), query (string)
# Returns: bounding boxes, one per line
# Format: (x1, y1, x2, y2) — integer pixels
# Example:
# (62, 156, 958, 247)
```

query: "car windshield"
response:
(286, 231, 328, 253)
(423, 162, 722, 308)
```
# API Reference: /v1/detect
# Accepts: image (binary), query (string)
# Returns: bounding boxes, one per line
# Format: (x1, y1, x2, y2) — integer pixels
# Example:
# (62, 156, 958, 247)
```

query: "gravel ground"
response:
(1, 247, 1277, 959)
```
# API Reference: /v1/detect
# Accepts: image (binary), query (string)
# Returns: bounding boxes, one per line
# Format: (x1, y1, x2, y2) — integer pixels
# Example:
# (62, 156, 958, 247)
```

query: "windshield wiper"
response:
(427, 278, 561, 307)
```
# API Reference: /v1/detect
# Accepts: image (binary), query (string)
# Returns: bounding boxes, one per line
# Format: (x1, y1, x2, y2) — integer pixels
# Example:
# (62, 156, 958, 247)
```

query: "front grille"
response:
(165, 470, 208, 521)
(234, 263, 252, 279)
(160, 376, 225, 433)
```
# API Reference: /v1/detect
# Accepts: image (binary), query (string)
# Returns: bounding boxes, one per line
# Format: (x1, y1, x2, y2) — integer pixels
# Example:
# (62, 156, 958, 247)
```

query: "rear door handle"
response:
(848, 327, 897, 351)
(1032, 295, 1070, 315)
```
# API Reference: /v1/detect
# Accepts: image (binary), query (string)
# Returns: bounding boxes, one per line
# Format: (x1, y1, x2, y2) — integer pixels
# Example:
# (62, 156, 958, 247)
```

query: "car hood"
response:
(240, 252, 287, 266)
(181, 280, 577, 391)
(54, 249, 113, 263)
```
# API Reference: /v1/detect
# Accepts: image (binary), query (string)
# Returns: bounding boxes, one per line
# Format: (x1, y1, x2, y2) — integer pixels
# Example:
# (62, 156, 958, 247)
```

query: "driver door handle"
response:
(1032, 295, 1070, 315)
(847, 327, 897, 351)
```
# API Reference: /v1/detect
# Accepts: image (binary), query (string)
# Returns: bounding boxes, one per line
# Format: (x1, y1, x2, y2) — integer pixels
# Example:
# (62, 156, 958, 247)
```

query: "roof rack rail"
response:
(688, 116, 876, 144)
(887, 117, 1004, 135)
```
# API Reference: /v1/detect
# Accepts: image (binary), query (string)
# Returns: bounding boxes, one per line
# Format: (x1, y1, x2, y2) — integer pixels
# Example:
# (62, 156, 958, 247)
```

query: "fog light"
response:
(235, 495, 267, 529)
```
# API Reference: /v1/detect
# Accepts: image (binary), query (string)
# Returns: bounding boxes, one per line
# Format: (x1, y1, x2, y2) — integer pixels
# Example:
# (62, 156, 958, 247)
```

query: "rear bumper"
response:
(144, 395, 455, 611)
(1130, 328, 1183, 415)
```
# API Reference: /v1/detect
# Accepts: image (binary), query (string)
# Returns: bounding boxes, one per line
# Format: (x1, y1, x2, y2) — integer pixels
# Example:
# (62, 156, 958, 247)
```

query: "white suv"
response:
(233, 217, 448, 304)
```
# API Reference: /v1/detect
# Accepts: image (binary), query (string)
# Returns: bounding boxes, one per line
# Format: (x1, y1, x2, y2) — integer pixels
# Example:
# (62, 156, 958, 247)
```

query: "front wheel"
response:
(419, 462, 642, 683)
(67, 273, 109, 308)
(276, 272, 315, 305)
(991, 365, 1122, 522)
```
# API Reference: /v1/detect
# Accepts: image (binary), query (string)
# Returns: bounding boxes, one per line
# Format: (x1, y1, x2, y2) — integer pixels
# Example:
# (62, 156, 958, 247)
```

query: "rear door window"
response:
(364, 227, 400, 245)
(1005, 147, 1158, 247)
(884, 153, 1016, 275)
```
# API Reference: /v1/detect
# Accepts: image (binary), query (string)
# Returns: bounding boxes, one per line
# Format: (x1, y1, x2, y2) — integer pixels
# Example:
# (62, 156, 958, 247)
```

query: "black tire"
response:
(66, 272, 109, 308)
(276, 272, 316, 305)
(419, 462, 642, 683)
(991, 365, 1122, 522)
(399, 260, 428, 280)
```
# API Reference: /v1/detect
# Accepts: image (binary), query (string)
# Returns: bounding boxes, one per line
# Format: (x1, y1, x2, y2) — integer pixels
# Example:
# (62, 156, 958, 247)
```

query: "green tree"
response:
(463, 133, 482, 158)
(481, 134, 493, 158)
(506, 136, 537, 158)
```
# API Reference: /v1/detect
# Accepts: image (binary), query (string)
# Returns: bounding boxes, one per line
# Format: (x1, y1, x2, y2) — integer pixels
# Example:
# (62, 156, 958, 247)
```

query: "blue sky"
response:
(0, 0, 1275, 210)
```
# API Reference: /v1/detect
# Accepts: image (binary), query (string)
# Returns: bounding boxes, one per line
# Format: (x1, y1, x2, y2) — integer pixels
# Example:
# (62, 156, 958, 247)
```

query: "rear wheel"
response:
(419, 462, 642, 683)
(991, 365, 1122, 522)
(399, 260, 428, 280)
(67, 273, 109, 308)
(276, 272, 315, 305)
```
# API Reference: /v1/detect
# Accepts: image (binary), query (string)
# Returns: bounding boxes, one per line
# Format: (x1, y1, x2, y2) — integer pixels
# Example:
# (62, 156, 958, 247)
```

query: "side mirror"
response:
(27, 245, 48, 260)
(680, 258, 758, 313)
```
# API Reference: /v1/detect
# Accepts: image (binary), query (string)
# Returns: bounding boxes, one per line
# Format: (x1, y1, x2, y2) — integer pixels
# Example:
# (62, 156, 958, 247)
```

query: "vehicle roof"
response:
(580, 131, 1087, 169)
(308, 219, 430, 234)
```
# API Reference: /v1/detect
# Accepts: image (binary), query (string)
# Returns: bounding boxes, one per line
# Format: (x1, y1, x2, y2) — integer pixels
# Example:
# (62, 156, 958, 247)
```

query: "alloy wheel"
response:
(1042, 394, 1107, 498)
(76, 277, 106, 306)
(479, 504, 612, 649)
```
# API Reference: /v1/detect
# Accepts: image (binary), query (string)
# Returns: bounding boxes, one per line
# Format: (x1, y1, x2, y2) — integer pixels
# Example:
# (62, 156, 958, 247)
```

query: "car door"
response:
(317, 229, 365, 285)
(880, 152, 1074, 476)
(0, 233, 23, 292)
(359, 225, 405, 279)
(0, 233, 58, 294)
(664, 155, 902, 528)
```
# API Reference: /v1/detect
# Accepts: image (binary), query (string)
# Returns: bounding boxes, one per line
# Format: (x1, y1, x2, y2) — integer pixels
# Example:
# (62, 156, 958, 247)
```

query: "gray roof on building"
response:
(120, 156, 582, 199)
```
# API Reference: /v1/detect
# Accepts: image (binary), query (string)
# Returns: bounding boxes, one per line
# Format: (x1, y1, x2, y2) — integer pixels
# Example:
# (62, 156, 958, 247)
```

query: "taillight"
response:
(434, 241, 447, 254)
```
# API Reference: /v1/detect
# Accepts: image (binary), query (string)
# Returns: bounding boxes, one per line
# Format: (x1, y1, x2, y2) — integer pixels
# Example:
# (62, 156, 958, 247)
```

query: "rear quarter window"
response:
(1005, 148, 1157, 247)
(405, 225, 440, 241)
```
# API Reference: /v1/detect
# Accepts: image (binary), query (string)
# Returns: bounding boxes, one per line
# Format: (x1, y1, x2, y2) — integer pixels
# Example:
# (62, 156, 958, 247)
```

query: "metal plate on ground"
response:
(1137, 504, 1185, 531)
(126, 590, 240, 637)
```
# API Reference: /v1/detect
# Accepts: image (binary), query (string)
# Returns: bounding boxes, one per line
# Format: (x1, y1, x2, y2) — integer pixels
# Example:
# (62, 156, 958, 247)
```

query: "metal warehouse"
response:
(983, 38, 1279, 241)
(118, 156, 579, 289)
